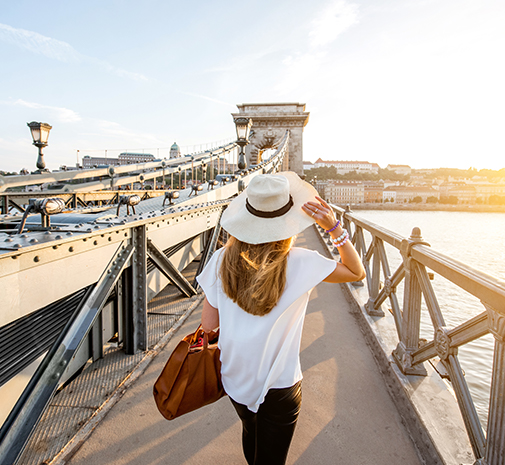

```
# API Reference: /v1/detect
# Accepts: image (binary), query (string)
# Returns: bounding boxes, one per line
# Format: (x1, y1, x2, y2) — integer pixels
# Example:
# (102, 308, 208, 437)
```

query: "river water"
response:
(354, 210, 505, 429)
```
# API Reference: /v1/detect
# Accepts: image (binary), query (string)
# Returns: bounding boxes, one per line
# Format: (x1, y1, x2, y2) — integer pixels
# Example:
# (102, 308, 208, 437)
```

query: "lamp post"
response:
(202, 162, 207, 182)
(27, 121, 52, 172)
(108, 165, 115, 191)
(233, 117, 252, 171)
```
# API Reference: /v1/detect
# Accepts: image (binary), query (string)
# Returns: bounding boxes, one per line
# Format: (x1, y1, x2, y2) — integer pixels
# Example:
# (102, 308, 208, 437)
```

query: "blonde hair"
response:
(219, 236, 293, 316)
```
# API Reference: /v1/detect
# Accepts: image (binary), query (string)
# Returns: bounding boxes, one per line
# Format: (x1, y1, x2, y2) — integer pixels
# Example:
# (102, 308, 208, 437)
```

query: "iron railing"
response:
(0, 131, 290, 464)
(330, 205, 505, 465)
(0, 142, 238, 195)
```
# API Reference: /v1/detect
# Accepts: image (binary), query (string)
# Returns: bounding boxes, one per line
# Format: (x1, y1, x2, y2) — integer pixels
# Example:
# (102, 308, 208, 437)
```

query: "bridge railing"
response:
(0, 131, 291, 464)
(0, 142, 238, 196)
(329, 205, 505, 465)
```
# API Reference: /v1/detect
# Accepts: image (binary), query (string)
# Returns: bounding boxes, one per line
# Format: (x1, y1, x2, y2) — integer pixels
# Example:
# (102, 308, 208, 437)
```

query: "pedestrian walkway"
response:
(67, 226, 422, 465)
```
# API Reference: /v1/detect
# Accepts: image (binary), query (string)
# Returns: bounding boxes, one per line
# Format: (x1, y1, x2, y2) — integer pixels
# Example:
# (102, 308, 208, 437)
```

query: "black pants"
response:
(230, 381, 302, 465)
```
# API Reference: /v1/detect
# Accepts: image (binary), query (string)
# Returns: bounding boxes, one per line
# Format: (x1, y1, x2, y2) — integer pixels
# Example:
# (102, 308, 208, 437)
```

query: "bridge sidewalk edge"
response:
(48, 294, 205, 465)
(339, 281, 475, 465)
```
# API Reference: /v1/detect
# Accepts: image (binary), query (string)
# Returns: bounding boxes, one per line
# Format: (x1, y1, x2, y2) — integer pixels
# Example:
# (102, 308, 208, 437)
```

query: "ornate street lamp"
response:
(108, 165, 115, 190)
(233, 117, 252, 171)
(27, 121, 52, 172)
(202, 162, 207, 182)
(163, 190, 180, 206)
(16, 197, 65, 233)
(117, 195, 141, 216)
(161, 159, 167, 188)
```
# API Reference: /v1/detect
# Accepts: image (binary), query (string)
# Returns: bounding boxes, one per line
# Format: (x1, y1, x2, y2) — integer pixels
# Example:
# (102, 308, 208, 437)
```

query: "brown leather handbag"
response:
(153, 325, 226, 420)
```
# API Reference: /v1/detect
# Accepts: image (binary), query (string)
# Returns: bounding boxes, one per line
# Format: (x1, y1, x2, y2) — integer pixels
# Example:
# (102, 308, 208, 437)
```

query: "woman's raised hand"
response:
(301, 196, 339, 232)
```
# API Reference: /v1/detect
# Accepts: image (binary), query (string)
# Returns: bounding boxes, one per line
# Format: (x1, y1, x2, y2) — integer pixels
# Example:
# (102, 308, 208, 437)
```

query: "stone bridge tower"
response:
(231, 103, 310, 175)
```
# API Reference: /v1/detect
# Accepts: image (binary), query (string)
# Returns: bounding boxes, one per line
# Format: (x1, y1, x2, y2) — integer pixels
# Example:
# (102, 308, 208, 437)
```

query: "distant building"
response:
(324, 181, 365, 205)
(314, 159, 380, 175)
(170, 142, 181, 159)
(81, 153, 154, 168)
(118, 153, 155, 164)
(209, 157, 236, 174)
(386, 164, 412, 176)
(303, 160, 314, 171)
(56, 165, 81, 171)
(364, 181, 385, 203)
(465, 181, 505, 202)
(383, 186, 438, 203)
(82, 156, 121, 168)
(438, 181, 505, 203)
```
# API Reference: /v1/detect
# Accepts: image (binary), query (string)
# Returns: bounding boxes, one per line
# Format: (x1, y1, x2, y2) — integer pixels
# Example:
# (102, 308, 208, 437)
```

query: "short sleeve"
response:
(284, 248, 337, 298)
(196, 248, 223, 308)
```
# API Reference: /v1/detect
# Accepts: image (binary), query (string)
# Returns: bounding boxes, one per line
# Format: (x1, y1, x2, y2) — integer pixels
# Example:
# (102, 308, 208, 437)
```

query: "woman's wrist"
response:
(329, 226, 345, 239)
(325, 220, 340, 233)
(331, 228, 349, 248)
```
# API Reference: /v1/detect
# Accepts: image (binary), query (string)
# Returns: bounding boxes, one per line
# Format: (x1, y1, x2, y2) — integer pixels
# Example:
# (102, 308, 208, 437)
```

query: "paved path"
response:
(68, 227, 422, 465)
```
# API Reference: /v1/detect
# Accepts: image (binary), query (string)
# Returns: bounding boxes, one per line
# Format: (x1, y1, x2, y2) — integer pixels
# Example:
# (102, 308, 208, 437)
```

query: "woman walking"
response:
(197, 172, 365, 464)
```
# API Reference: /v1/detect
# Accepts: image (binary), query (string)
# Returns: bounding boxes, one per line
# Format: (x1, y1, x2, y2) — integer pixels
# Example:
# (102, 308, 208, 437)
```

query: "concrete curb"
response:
(49, 295, 204, 465)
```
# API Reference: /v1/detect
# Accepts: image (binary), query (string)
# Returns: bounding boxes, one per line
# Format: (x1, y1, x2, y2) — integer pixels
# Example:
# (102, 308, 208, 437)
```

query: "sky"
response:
(1, 0, 504, 173)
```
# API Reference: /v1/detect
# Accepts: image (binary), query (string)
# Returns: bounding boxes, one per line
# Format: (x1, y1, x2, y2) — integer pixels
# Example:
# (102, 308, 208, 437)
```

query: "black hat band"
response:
(245, 195, 294, 218)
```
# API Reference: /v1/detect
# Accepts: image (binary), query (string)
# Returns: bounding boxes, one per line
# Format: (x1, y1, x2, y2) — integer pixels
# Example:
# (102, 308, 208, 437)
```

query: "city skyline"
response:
(1, 0, 505, 173)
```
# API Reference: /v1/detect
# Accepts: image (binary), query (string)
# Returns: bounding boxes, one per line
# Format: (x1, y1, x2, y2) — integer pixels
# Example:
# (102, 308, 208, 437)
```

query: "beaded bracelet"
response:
(334, 234, 349, 248)
(332, 229, 348, 244)
(325, 220, 341, 233)
(331, 230, 349, 248)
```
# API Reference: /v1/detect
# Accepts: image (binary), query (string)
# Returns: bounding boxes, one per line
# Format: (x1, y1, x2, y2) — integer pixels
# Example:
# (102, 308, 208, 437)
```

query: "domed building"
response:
(169, 142, 181, 159)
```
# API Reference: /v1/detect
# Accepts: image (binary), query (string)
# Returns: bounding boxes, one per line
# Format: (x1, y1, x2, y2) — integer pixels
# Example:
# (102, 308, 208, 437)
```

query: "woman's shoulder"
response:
(288, 247, 334, 265)
(285, 247, 336, 290)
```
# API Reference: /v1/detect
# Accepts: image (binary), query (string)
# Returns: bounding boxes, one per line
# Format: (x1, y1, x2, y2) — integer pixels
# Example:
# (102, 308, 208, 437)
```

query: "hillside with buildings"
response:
(304, 160, 505, 207)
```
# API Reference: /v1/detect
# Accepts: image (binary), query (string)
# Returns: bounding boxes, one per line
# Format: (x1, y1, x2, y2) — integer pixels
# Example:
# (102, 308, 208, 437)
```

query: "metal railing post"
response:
(365, 237, 384, 316)
(393, 227, 428, 375)
(483, 303, 505, 465)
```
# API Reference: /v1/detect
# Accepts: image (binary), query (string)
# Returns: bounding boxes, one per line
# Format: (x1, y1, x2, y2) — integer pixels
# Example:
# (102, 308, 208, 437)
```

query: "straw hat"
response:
(221, 171, 319, 244)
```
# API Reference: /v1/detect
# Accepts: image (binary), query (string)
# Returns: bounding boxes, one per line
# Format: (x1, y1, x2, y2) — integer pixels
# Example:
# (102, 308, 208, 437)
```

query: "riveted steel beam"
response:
(0, 241, 133, 465)
(129, 226, 148, 353)
(147, 238, 197, 298)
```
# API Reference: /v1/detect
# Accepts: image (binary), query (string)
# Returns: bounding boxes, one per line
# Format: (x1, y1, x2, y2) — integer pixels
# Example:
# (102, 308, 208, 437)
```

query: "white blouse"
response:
(197, 246, 337, 413)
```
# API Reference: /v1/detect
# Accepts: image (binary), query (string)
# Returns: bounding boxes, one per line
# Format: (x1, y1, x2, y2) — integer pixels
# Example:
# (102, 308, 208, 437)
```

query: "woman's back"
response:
(197, 246, 336, 412)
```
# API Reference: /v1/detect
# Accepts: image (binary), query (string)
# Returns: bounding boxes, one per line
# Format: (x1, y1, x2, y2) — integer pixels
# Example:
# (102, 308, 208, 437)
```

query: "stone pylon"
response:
(232, 103, 310, 175)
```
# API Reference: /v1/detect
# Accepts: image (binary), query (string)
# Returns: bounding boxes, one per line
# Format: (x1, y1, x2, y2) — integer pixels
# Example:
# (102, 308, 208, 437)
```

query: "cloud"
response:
(0, 23, 80, 63)
(276, 0, 359, 95)
(90, 58, 149, 82)
(309, 0, 360, 48)
(277, 51, 328, 94)
(0, 23, 148, 82)
(0, 99, 82, 123)
(95, 120, 165, 146)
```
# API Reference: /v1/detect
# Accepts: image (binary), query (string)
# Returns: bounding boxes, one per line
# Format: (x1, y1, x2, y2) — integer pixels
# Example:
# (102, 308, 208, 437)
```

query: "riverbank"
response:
(346, 203, 505, 213)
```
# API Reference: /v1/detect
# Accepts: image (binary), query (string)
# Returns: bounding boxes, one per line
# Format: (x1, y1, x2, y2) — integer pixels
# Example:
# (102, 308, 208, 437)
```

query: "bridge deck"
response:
(66, 226, 422, 465)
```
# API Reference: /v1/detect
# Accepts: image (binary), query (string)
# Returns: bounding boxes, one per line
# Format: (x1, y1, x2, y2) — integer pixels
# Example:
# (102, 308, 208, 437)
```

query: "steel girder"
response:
(0, 242, 134, 465)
